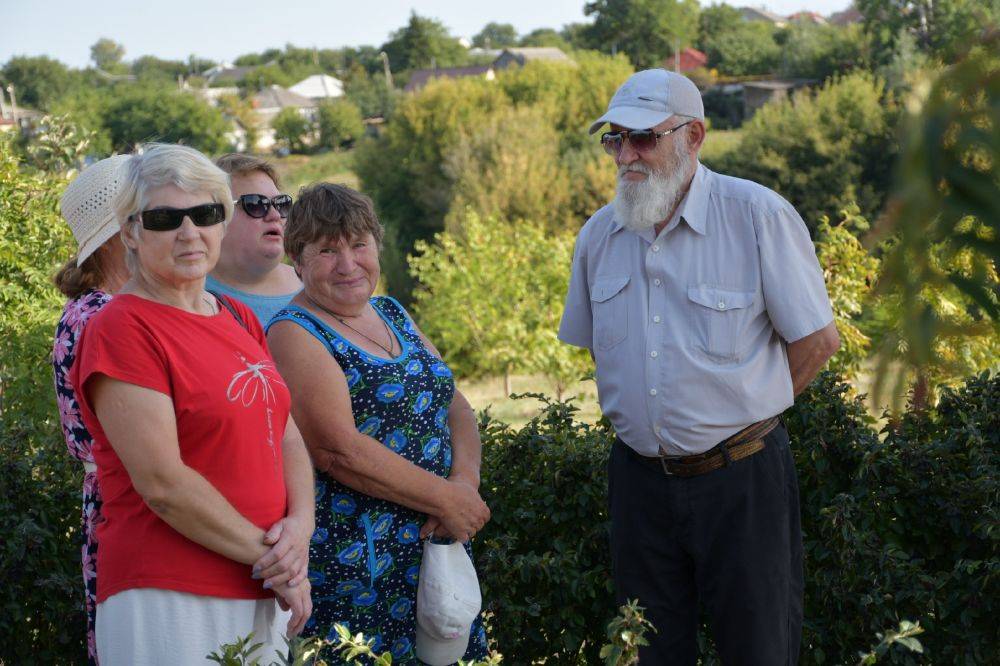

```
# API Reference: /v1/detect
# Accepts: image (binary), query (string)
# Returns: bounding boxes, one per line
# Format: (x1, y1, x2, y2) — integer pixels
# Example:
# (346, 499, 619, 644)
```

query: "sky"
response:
(1, 0, 853, 69)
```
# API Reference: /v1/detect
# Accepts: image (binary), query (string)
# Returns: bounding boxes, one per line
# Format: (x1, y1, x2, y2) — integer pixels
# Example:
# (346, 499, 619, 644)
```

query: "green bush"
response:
(272, 108, 314, 154)
(475, 371, 999, 664)
(710, 72, 899, 229)
(478, 397, 616, 663)
(316, 99, 365, 151)
(0, 136, 86, 662)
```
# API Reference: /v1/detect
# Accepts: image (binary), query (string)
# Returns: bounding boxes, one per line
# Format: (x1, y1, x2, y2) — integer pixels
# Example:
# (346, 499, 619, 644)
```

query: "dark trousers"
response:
(608, 424, 803, 665)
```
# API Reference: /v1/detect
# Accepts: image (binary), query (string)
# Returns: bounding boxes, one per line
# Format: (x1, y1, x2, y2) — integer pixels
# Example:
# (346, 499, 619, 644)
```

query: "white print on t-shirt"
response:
(227, 353, 286, 464)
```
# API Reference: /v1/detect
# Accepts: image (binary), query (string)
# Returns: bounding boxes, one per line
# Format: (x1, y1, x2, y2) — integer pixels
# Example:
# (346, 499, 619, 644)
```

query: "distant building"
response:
(788, 11, 828, 25)
(829, 6, 863, 26)
(289, 74, 344, 101)
(738, 6, 788, 27)
(742, 79, 812, 116)
(202, 63, 258, 85)
(492, 47, 571, 69)
(404, 65, 495, 93)
(251, 85, 318, 151)
(403, 47, 572, 94)
(663, 47, 709, 73)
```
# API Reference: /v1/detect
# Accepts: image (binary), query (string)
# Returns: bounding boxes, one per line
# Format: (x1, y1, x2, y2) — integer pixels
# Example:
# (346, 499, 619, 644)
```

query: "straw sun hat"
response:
(59, 154, 132, 265)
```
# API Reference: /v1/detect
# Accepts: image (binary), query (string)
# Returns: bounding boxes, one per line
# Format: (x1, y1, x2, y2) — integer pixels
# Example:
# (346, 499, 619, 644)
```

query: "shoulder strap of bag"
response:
(207, 290, 248, 332)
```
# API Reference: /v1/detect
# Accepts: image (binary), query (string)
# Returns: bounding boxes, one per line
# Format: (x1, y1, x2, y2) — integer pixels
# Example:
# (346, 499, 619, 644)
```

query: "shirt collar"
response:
(611, 162, 710, 237)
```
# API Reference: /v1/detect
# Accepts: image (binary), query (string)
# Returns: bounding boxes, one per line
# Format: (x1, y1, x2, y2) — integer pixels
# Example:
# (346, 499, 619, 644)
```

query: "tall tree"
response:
(380, 12, 468, 71)
(90, 37, 126, 71)
(856, 0, 998, 64)
(473, 22, 519, 48)
(0, 55, 73, 110)
(583, 0, 700, 69)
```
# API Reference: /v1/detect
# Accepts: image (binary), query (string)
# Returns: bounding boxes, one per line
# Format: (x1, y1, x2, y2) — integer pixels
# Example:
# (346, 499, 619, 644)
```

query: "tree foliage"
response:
(871, 37, 1000, 407)
(0, 55, 75, 110)
(702, 21, 781, 76)
(711, 71, 899, 229)
(101, 85, 231, 154)
(272, 108, 313, 154)
(409, 211, 590, 395)
(0, 134, 86, 663)
(316, 99, 365, 150)
(583, 0, 700, 69)
(813, 206, 880, 378)
(355, 53, 631, 300)
(89, 37, 126, 71)
(473, 22, 519, 48)
(380, 12, 469, 72)
(857, 0, 998, 65)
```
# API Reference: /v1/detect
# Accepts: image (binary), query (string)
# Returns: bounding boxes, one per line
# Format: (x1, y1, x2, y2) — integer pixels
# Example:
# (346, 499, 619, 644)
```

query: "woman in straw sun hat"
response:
(51, 153, 132, 664)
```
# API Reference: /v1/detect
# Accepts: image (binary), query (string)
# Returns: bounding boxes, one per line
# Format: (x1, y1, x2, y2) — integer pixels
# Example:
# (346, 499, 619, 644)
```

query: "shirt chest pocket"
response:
(591, 275, 630, 351)
(686, 284, 756, 362)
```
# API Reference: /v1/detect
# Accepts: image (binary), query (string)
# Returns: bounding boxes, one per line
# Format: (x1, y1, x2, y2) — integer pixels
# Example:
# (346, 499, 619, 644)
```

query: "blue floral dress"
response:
(267, 296, 488, 663)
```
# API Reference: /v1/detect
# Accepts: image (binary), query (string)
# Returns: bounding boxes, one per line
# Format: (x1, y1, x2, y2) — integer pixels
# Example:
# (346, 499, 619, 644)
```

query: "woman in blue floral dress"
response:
(266, 183, 490, 663)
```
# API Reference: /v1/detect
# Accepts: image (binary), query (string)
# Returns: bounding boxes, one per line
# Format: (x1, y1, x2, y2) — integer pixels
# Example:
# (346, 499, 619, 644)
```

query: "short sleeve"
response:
(70, 305, 172, 402)
(558, 234, 594, 349)
(754, 203, 835, 343)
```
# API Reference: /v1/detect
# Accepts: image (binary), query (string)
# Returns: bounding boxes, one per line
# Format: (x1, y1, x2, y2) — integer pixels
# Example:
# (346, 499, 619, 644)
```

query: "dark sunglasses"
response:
(600, 120, 695, 156)
(235, 193, 292, 219)
(133, 203, 226, 231)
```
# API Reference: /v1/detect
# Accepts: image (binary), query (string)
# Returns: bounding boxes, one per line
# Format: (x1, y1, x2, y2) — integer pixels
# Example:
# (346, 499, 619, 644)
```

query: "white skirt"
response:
(96, 588, 291, 665)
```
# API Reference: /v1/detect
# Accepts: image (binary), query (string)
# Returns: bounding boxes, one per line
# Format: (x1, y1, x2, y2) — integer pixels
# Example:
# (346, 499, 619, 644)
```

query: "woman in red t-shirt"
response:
(70, 143, 315, 665)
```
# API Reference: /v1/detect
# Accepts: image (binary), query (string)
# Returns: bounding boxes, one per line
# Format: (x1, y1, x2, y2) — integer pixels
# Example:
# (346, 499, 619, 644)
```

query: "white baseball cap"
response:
(589, 68, 704, 134)
(59, 154, 132, 264)
(415, 540, 482, 666)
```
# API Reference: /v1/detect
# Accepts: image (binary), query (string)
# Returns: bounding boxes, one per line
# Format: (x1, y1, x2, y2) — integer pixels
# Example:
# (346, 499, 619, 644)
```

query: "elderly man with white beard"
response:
(559, 69, 840, 665)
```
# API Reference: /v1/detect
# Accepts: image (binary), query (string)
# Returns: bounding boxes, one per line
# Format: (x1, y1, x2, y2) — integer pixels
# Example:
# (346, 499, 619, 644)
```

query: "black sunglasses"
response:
(235, 193, 292, 219)
(600, 120, 695, 156)
(133, 203, 226, 231)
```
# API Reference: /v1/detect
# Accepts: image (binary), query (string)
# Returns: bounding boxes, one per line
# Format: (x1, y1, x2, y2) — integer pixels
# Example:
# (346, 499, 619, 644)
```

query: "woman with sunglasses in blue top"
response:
(206, 154, 301, 327)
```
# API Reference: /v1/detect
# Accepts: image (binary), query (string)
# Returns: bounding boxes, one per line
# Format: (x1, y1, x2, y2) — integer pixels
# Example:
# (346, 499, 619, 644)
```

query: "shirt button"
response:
(650, 350, 658, 358)
(654, 278, 662, 286)
(649, 388, 657, 396)
(651, 245, 660, 252)
(652, 315, 661, 323)
(717, 301, 726, 310)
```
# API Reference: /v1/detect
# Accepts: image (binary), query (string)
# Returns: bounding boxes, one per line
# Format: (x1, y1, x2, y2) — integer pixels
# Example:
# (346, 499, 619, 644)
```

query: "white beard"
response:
(613, 141, 691, 232)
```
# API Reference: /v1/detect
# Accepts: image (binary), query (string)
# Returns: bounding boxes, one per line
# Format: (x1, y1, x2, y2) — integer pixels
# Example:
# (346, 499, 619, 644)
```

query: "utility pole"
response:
(6, 84, 20, 134)
(379, 51, 394, 90)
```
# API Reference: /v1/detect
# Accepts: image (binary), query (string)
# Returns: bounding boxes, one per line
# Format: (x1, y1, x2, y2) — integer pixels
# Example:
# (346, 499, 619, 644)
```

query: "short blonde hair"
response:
(115, 143, 233, 273)
(215, 153, 282, 189)
(285, 183, 384, 264)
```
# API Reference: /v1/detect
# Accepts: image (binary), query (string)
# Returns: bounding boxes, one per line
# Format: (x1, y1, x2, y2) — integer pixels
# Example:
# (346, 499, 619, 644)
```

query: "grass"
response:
(459, 373, 602, 430)
(272, 150, 358, 193)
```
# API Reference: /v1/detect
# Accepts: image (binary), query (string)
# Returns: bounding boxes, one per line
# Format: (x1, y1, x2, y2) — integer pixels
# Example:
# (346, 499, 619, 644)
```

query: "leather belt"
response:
(625, 416, 781, 478)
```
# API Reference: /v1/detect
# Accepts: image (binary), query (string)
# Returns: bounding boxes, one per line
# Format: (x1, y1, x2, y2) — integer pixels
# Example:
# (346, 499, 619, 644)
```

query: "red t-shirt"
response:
(70, 294, 290, 603)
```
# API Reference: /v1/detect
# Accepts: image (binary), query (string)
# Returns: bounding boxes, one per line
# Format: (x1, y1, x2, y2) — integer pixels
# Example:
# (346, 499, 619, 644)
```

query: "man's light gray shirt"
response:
(559, 164, 834, 456)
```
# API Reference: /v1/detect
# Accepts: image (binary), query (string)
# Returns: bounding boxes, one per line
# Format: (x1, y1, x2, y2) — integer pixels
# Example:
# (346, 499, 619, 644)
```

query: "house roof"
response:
(289, 74, 344, 100)
(203, 63, 258, 84)
(829, 6, 863, 25)
(404, 65, 494, 92)
(496, 47, 570, 63)
(252, 85, 317, 110)
(739, 6, 787, 24)
(788, 11, 828, 24)
(664, 47, 708, 72)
